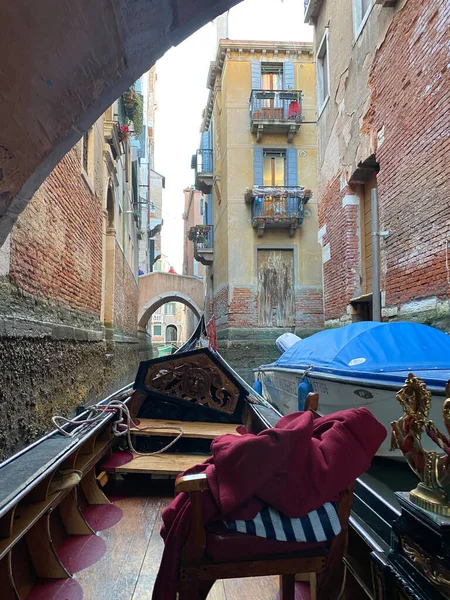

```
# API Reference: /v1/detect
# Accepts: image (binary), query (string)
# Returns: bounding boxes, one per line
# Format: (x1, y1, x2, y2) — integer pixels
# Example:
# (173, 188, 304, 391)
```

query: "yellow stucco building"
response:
(191, 40, 323, 370)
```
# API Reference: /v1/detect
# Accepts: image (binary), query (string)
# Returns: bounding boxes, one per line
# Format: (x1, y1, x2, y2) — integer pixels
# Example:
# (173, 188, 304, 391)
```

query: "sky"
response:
(154, 0, 313, 271)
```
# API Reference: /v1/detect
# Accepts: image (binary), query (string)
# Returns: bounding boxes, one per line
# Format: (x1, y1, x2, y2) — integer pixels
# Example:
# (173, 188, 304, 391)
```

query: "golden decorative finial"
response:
(391, 374, 450, 515)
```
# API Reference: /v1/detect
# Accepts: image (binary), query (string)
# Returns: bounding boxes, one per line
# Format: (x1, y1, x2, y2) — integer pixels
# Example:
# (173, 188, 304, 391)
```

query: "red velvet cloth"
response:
(151, 408, 386, 600)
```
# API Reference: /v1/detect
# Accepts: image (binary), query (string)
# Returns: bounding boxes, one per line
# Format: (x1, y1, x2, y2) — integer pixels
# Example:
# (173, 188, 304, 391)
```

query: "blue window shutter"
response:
(286, 148, 298, 187)
(201, 130, 212, 171)
(201, 131, 209, 150)
(251, 61, 261, 90)
(283, 62, 295, 90)
(253, 147, 264, 185)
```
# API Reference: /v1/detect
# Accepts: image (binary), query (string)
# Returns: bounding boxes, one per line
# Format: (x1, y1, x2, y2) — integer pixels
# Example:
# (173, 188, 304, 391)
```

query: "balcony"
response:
(245, 186, 311, 238)
(191, 149, 213, 194)
(187, 225, 214, 266)
(250, 90, 302, 143)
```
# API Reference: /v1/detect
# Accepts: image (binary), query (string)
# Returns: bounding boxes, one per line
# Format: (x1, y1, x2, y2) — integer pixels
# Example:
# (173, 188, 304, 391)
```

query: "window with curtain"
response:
(263, 150, 286, 186)
(261, 64, 283, 91)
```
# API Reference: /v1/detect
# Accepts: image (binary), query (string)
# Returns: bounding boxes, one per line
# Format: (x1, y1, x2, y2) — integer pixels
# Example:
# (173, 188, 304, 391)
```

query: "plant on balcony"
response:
(122, 85, 144, 139)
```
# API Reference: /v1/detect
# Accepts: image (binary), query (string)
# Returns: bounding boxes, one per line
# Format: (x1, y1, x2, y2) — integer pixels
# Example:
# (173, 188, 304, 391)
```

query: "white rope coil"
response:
(52, 397, 184, 457)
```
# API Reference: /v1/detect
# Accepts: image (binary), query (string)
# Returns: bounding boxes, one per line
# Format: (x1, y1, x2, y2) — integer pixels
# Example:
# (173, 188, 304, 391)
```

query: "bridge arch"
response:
(138, 272, 204, 333)
(138, 290, 202, 331)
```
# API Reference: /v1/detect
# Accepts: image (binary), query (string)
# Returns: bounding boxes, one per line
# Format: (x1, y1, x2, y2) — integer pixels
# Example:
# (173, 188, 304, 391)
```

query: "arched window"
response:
(165, 324, 178, 343)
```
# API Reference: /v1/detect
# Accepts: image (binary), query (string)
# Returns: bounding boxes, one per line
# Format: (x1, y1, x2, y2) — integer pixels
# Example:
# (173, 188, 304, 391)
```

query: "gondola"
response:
(0, 317, 448, 600)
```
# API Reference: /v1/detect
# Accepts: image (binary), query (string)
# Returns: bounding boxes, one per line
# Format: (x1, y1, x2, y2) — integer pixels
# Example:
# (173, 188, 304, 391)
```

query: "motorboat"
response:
(256, 321, 450, 458)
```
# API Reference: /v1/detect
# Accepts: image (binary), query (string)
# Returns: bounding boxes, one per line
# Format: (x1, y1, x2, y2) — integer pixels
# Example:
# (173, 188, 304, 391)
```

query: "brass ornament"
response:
(401, 536, 450, 589)
(391, 374, 450, 515)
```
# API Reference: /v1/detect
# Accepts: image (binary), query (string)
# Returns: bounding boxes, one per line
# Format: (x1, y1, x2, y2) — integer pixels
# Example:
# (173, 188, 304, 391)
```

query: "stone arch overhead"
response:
(138, 291, 202, 330)
(0, 0, 241, 245)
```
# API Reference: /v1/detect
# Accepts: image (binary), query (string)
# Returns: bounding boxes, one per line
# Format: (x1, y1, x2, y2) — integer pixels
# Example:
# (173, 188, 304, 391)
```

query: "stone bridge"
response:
(0, 0, 241, 245)
(138, 272, 204, 332)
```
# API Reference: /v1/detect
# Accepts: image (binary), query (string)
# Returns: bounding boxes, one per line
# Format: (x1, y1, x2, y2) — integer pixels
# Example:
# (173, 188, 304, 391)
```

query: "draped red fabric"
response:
(151, 408, 386, 600)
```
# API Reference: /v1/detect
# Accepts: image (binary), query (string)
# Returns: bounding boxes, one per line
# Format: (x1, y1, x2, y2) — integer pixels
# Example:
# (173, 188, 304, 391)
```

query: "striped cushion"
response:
(225, 503, 341, 543)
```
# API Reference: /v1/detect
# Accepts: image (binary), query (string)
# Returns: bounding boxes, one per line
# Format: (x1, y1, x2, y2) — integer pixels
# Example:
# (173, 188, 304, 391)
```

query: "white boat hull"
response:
(259, 368, 446, 458)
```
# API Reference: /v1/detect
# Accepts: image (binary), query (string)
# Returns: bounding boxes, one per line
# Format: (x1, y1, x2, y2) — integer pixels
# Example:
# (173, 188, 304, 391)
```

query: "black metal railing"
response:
(250, 90, 302, 122)
(188, 225, 214, 249)
(246, 186, 311, 226)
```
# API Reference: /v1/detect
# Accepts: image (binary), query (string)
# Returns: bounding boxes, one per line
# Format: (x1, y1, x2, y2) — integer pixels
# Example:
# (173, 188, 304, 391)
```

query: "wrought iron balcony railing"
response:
(191, 149, 213, 194)
(187, 225, 214, 266)
(245, 186, 311, 238)
(250, 90, 303, 142)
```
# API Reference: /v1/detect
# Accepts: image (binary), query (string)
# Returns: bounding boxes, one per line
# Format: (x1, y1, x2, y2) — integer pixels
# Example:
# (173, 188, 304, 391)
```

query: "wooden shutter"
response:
(253, 147, 264, 186)
(251, 61, 261, 90)
(286, 148, 298, 186)
(283, 62, 295, 90)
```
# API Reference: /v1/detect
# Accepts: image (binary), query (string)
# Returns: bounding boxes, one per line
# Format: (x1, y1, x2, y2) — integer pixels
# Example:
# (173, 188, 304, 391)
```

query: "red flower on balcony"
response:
(120, 124, 130, 141)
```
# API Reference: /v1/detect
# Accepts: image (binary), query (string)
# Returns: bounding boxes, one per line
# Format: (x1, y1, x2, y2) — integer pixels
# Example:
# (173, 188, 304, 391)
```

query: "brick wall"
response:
(214, 284, 323, 331)
(318, 176, 360, 322)
(9, 149, 102, 317)
(213, 285, 229, 329)
(113, 243, 138, 336)
(365, 0, 450, 310)
(295, 287, 324, 329)
(229, 287, 258, 329)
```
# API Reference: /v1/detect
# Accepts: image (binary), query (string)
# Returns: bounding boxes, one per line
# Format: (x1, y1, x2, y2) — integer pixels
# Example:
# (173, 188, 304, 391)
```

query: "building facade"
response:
(0, 79, 151, 459)
(305, 0, 450, 328)
(190, 39, 323, 373)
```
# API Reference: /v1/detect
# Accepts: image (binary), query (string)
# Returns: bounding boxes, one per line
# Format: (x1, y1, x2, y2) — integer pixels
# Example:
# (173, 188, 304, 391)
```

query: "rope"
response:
(52, 397, 184, 457)
(425, 423, 450, 456)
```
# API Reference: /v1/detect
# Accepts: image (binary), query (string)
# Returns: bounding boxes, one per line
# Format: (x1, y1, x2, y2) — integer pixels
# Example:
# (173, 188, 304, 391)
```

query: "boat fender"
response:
(298, 379, 313, 411)
(252, 379, 263, 395)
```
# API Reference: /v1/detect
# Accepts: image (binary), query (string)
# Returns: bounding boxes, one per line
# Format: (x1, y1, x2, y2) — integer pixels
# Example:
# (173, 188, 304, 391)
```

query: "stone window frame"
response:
(352, 0, 374, 42)
(316, 29, 330, 118)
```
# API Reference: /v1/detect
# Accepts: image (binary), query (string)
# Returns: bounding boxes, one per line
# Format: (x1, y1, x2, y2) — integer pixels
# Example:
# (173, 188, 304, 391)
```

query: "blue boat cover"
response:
(274, 322, 450, 375)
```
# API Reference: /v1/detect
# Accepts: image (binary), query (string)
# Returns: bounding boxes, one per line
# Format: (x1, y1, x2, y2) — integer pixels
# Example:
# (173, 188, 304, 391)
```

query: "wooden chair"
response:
(175, 393, 354, 600)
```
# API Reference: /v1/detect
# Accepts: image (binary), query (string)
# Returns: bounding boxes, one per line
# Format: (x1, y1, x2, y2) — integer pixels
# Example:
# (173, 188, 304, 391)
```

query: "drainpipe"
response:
(371, 187, 381, 321)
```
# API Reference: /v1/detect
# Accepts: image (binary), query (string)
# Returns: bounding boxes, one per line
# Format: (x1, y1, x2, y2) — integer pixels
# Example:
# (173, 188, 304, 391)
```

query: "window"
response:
(164, 302, 176, 315)
(317, 31, 329, 114)
(153, 325, 162, 336)
(263, 150, 286, 186)
(261, 64, 283, 91)
(353, 0, 372, 37)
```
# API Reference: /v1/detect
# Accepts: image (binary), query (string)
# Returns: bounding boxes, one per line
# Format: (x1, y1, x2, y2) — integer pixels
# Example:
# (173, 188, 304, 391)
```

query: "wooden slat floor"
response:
(76, 478, 280, 600)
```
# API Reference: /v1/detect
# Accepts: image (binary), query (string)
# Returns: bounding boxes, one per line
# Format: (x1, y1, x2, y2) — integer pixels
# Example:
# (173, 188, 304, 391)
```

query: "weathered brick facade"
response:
(10, 149, 103, 316)
(0, 125, 145, 459)
(368, 0, 450, 312)
(212, 285, 229, 330)
(318, 176, 361, 322)
(113, 244, 139, 337)
(315, 0, 450, 327)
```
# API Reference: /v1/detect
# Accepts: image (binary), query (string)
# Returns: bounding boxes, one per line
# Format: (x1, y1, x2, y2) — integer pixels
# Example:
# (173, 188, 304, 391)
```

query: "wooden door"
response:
(257, 250, 295, 327)
(361, 175, 377, 295)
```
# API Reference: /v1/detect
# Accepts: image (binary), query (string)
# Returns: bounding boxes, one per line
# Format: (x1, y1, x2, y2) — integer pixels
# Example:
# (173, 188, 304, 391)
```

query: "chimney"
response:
(216, 11, 229, 42)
